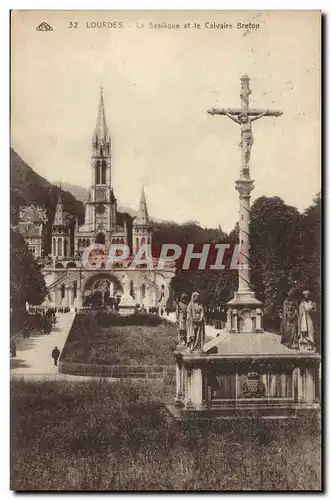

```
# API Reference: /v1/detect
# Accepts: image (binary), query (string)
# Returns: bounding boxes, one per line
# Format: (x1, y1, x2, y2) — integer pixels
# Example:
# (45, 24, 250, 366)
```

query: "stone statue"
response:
(97, 279, 109, 292)
(222, 110, 267, 166)
(121, 274, 130, 296)
(176, 293, 189, 347)
(186, 292, 205, 352)
(298, 290, 316, 351)
(280, 290, 298, 349)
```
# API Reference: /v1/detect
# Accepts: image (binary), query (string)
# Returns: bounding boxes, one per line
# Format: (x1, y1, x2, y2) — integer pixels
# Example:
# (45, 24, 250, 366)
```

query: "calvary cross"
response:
(207, 75, 282, 171)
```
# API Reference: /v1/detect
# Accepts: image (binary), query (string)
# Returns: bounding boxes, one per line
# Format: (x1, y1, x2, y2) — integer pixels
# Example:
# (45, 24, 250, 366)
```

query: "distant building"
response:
(18, 89, 174, 309)
(18, 205, 47, 258)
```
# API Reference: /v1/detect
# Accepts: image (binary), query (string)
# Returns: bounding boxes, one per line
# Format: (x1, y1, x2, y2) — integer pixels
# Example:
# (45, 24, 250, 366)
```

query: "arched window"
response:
(141, 284, 146, 299)
(95, 233, 105, 245)
(87, 239, 91, 246)
(61, 284, 65, 299)
(73, 280, 77, 299)
(95, 160, 100, 184)
(52, 237, 56, 255)
(67, 262, 76, 269)
(63, 239, 68, 257)
(55, 263, 64, 269)
(120, 238, 125, 244)
(136, 237, 139, 252)
(57, 238, 62, 257)
(101, 161, 107, 184)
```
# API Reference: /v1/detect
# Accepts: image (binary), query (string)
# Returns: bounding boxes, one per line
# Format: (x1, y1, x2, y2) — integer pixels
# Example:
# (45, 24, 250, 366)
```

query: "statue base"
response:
(170, 337, 321, 420)
(118, 294, 135, 315)
(227, 291, 263, 333)
(119, 294, 135, 305)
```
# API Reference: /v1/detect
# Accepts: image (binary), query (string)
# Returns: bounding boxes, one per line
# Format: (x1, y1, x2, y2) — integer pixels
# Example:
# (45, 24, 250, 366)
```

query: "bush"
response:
(60, 312, 177, 365)
(95, 311, 163, 327)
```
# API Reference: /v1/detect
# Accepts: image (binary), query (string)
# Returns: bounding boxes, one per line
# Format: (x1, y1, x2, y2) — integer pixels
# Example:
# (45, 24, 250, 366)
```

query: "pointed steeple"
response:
(134, 186, 150, 226)
(93, 87, 110, 146)
(54, 191, 64, 226)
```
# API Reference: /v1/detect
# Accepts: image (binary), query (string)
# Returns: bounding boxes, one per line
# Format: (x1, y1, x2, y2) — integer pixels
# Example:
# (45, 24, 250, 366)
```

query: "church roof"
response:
(93, 87, 110, 145)
(133, 186, 150, 227)
(18, 222, 42, 238)
(19, 205, 45, 223)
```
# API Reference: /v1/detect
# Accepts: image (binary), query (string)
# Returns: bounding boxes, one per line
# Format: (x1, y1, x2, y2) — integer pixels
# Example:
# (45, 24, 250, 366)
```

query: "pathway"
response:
(11, 311, 225, 383)
(10, 312, 75, 377)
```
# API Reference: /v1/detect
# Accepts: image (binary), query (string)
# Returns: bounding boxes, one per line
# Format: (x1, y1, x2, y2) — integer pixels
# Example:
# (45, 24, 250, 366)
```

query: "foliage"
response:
(61, 313, 177, 365)
(169, 193, 321, 331)
(10, 228, 47, 316)
(11, 379, 321, 491)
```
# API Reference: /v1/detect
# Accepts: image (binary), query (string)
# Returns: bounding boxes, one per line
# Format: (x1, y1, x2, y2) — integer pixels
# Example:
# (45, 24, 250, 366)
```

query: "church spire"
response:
(93, 87, 110, 146)
(54, 190, 64, 227)
(134, 186, 150, 226)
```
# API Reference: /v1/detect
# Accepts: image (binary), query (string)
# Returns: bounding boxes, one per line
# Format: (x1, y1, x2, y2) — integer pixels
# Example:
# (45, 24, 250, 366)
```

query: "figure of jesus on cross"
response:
(207, 75, 282, 333)
(208, 75, 282, 171)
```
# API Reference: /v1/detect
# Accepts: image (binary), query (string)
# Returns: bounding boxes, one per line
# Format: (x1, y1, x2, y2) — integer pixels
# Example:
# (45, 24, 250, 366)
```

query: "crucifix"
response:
(207, 75, 282, 334)
(208, 74, 282, 172)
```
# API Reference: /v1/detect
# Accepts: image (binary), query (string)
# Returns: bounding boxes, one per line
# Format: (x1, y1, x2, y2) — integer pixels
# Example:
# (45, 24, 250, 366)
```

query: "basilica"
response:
(18, 90, 175, 310)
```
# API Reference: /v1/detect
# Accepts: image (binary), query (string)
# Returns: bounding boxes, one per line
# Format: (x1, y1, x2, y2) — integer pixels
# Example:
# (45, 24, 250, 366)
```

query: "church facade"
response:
(18, 90, 175, 310)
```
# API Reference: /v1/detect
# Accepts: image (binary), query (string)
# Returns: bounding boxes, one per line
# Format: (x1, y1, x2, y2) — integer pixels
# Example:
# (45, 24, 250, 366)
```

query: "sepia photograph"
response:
(10, 10, 321, 491)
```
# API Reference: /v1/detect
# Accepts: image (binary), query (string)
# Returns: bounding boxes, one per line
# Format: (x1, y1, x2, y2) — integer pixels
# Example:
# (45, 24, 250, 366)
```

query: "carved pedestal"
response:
(227, 292, 263, 333)
(169, 342, 321, 420)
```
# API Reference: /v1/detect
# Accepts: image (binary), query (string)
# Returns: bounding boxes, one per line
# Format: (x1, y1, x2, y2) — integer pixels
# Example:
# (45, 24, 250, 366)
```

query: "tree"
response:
(10, 228, 47, 320)
(300, 192, 321, 299)
(249, 196, 303, 327)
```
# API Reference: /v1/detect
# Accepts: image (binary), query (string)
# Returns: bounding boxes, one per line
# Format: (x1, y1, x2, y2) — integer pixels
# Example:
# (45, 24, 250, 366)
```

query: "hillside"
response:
(10, 148, 85, 225)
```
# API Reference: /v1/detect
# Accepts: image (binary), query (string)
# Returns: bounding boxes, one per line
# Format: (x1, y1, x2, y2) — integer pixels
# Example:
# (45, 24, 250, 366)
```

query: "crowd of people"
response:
(10, 307, 63, 367)
(21, 307, 57, 338)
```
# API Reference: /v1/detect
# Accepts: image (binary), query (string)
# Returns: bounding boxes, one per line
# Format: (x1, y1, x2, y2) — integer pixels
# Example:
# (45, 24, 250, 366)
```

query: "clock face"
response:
(96, 204, 106, 215)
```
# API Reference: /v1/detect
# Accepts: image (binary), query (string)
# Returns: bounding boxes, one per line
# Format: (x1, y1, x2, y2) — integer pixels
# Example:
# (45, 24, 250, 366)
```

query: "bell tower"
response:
(84, 88, 117, 239)
(92, 87, 111, 189)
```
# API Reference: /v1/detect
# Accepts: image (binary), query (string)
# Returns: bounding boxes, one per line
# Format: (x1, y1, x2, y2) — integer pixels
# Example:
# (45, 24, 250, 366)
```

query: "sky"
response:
(11, 10, 321, 232)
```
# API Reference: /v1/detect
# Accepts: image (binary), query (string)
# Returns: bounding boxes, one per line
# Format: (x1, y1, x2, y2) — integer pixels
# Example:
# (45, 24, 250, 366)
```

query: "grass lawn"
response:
(11, 379, 321, 491)
(61, 312, 177, 366)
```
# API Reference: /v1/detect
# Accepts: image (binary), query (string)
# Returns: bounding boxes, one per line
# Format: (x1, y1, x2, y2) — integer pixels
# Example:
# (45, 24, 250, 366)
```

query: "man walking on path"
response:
(51, 346, 60, 367)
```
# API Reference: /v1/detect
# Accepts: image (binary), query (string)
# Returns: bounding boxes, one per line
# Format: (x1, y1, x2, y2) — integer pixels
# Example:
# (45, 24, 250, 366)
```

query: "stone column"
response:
(235, 179, 254, 294)
(304, 367, 316, 403)
(66, 286, 71, 307)
(77, 286, 83, 308)
(70, 286, 75, 306)
(136, 284, 141, 305)
(294, 367, 304, 403)
(174, 359, 184, 407)
(190, 367, 208, 410)
(184, 368, 193, 409)
(230, 309, 238, 333)
(226, 166, 263, 333)
(56, 287, 62, 306)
